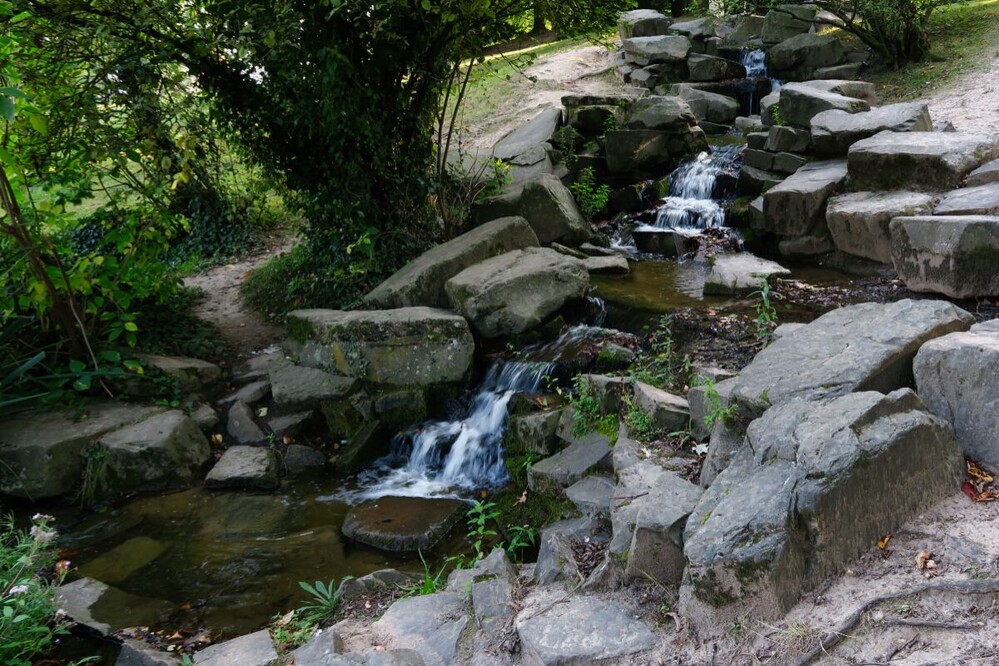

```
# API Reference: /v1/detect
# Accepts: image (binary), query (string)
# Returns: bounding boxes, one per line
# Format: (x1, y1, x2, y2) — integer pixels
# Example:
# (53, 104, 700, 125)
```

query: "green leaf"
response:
(0, 97, 14, 123)
(69, 359, 86, 373)
(124, 322, 139, 332)
(28, 112, 47, 135)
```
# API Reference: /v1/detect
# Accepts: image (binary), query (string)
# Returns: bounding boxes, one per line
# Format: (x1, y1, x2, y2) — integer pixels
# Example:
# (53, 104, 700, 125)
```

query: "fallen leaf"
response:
(915, 549, 932, 570)
(967, 458, 994, 484)
(276, 610, 294, 627)
(257, 407, 269, 418)
(212, 433, 224, 444)
(516, 491, 528, 505)
(878, 533, 893, 549)
(178, 602, 192, 612)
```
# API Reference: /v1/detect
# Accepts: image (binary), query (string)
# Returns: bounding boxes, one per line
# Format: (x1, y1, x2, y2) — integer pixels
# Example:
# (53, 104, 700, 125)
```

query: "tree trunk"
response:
(531, 0, 546, 33)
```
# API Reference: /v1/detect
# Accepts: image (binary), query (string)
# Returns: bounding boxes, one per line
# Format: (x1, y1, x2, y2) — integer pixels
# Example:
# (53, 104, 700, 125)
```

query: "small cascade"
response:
(354, 360, 553, 499)
(646, 144, 743, 232)
(740, 48, 768, 78)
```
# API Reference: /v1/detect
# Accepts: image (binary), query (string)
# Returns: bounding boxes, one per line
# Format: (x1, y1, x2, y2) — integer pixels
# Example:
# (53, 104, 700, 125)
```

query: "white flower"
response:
(8, 584, 30, 595)
(29, 525, 57, 544)
(31, 513, 55, 524)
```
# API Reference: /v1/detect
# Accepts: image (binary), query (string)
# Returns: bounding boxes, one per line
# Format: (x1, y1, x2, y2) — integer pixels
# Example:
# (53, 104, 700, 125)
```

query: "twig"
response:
(884, 619, 978, 631)
(610, 492, 648, 501)
(797, 579, 999, 665)
(882, 632, 919, 662)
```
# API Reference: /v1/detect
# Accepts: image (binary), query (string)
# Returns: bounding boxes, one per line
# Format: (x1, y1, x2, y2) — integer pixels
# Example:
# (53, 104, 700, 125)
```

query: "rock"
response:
(688, 375, 737, 441)
(764, 125, 810, 153)
(116, 639, 181, 666)
(296, 650, 424, 666)
(269, 363, 358, 406)
(676, 86, 739, 123)
(205, 446, 279, 490)
(534, 514, 608, 584)
(445, 248, 588, 338)
(762, 5, 815, 44)
(57, 577, 173, 637)
(772, 151, 808, 174)
(671, 17, 719, 39)
(447, 548, 517, 591)
(550, 242, 588, 259)
(372, 592, 468, 666)
(364, 217, 540, 308)
(914, 320, 999, 468)
(810, 102, 932, 156)
(778, 233, 834, 257)
(95, 410, 210, 497)
(226, 400, 267, 445)
(516, 596, 657, 665)
(632, 381, 690, 431)
(687, 53, 746, 82)
(0, 402, 164, 499)
(847, 131, 999, 191)
(287, 307, 474, 387)
(728, 299, 974, 412)
(341, 496, 464, 552)
(565, 475, 616, 517)
(625, 468, 703, 584)
(583, 255, 629, 275)
(968, 158, 999, 187)
(218, 380, 271, 406)
(743, 148, 774, 171)
(703, 253, 791, 296)
(194, 630, 278, 666)
(760, 91, 780, 126)
(631, 228, 692, 256)
(232, 350, 285, 383)
(132, 354, 221, 392)
(494, 107, 561, 163)
(767, 34, 847, 75)
(528, 433, 613, 494)
(585, 374, 632, 414)
(736, 115, 765, 132)
(267, 411, 319, 439)
(288, 630, 345, 666)
(475, 174, 591, 245)
(78, 536, 167, 585)
(622, 35, 692, 66)
(618, 9, 672, 39)
(762, 159, 847, 236)
(626, 96, 697, 132)
(334, 419, 389, 472)
(472, 577, 512, 627)
(826, 191, 935, 263)
(779, 82, 870, 128)
(282, 443, 327, 474)
(505, 410, 562, 455)
(935, 182, 999, 215)
(190, 403, 219, 430)
(605, 127, 708, 175)
(727, 14, 766, 43)
(800, 79, 879, 105)
(580, 242, 617, 257)
(737, 165, 783, 196)
(814, 62, 865, 79)
(681, 389, 962, 629)
(890, 216, 999, 298)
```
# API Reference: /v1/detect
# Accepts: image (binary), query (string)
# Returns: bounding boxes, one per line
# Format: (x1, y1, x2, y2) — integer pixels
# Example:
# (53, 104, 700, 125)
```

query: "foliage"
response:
(569, 167, 611, 220)
(467, 500, 502, 561)
(567, 374, 618, 441)
(505, 524, 537, 562)
(770, 103, 786, 127)
(623, 395, 662, 441)
(697, 377, 738, 431)
(297, 577, 354, 627)
(629, 315, 692, 392)
(749, 280, 780, 343)
(402, 550, 454, 597)
(0, 514, 65, 666)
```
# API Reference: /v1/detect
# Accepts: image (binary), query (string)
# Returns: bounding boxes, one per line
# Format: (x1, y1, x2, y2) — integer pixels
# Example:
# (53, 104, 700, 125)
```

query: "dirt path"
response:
(921, 35, 999, 131)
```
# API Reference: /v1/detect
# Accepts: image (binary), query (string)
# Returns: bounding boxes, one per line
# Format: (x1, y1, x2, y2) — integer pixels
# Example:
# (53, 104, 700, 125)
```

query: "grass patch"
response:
(868, 0, 999, 102)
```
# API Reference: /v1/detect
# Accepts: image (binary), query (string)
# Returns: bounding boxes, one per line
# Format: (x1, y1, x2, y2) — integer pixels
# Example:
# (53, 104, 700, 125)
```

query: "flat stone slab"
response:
(516, 596, 657, 665)
(288, 307, 474, 386)
(116, 639, 181, 666)
(632, 381, 690, 431)
(446, 248, 589, 339)
(810, 102, 932, 156)
(218, 379, 270, 406)
(915, 320, 999, 469)
(935, 182, 999, 215)
(779, 82, 869, 129)
(622, 35, 691, 66)
(848, 131, 999, 191)
(373, 592, 468, 666)
(729, 299, 974, 412)
(364, 216, 540, 309)
(583, 255, 629, 275)
(205, 446, 279, 490)
(703, 253, 790, 296)
(269, 363, 358, 405)
(226, 400, 267, 445)
(57, 577, 174, 637)
(762, 159, 847, 236)
(78, 536, 167, 585)
(528, 433, 613, 494)
(341, 496, 464, 552)
(565, 475, 616, 517)
(618, 9, 672, 39)
(968, 158, 999, 187)
(826, 190, 934, 264)
(132, 353, 221, 392)
(194, 630, 278, 666)
(890, 215, 999, 298)
(494, 107, 561, 163)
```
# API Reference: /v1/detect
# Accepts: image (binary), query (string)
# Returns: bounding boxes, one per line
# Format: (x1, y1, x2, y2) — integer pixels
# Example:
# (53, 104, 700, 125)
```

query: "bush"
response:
(0, 514, 66, 666)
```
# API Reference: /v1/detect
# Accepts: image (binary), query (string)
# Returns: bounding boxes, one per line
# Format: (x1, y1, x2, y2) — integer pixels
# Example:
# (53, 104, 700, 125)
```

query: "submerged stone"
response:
(58, 577, 174, 637)
(341, 496, 464, 552)
(703, 253, 791, 296)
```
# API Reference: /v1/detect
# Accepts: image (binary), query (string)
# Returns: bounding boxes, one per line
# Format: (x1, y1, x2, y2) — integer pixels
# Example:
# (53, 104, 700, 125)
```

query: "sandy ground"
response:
(186, 39, 999, 664)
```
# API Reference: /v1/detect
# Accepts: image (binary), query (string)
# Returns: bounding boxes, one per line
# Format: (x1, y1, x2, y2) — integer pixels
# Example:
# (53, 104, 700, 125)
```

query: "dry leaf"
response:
(276, 610, 294, 627)
(915, 549, 932, 570)
(878, 533, 892, 549)
(212, 433, 224, 444)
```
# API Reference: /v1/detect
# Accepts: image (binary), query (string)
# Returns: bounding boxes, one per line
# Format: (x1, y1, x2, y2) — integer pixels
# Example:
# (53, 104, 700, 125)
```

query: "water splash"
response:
(351, 360, 552, 499)
(652, 145, 743, 231)
(740, 48, 768, 78)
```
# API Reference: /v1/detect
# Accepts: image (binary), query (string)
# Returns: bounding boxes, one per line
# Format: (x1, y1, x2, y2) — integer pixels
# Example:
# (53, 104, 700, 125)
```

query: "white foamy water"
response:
(651, 145, 743, 231)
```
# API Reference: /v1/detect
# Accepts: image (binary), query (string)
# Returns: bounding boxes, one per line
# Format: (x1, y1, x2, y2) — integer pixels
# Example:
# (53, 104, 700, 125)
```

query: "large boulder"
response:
(890, 216, 999, 298)
(493, 107, 561, 165)
(761, 5, 816, 44)
(935, 182, 999, 216)
(778, 82, 870, 129)
(676, 85, 739, 123)
(670, 17, 720, 39)
(287, 307, 474, 386)
(800, 79, 879, 105)
(703, 253, 791, 296)
(632, 381, 690, 431)
(622, 35, 692, 66)
(767, 33, 847, 77)
(471, 174, 591, 245)
(810, 102, 933, 156)
(372, 591, 468, 666)
(364, 217, 539, 308)
(625, 95, 698, 132)
(727, 299, 974, 413)
(445, 248, 589, 338)
(847, 131, 999, 191)
(681, 389, 963, 629)
(727, 15, 766, 43)
(826, 190, 935, 263)
(914, 320, 999, 469)
(762, 160, 847, 236)
(618, 9, 672, 39)
(0, 402, 164, 499)
(687, 53, 746, 82)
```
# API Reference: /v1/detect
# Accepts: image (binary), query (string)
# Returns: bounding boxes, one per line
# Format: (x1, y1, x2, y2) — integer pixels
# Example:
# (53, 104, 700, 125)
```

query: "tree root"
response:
(797, 579, 999, 665)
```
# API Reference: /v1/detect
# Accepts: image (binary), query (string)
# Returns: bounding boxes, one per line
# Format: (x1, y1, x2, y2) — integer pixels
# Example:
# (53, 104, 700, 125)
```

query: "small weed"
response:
(629, 314, 692, 392)
(749, 279, 780, 343)
(505, 524, 537, 562)
(297, 577, 353, 626)
(569, 167, 611, 220)
(696, 377, 738, 431)
(402, 550, 451, 597)
(624, 395, 662, 441)
(467, 500, 501, 561)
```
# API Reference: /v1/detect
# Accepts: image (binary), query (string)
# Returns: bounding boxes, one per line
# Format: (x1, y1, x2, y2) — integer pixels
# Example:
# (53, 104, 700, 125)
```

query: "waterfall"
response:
(740, 48, 768, 78)
(354, 360, 553, 499)
(648, 145, 743, 231)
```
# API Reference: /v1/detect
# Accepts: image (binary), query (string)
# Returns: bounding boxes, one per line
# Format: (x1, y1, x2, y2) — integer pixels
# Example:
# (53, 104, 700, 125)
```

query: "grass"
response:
(867, 0, 999, 101)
